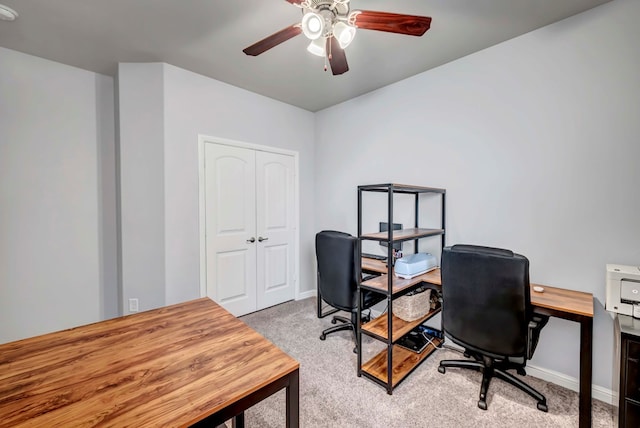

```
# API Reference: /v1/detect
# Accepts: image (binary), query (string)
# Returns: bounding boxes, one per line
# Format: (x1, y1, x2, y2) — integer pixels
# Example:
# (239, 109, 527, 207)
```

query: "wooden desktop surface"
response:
(361, 259, 593, 318)
(0, 297, 299, 427)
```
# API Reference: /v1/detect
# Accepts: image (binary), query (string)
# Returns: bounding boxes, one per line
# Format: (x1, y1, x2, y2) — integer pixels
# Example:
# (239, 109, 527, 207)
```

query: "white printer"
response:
(605, 264, 640, 317)
(394, 253, 438, 279)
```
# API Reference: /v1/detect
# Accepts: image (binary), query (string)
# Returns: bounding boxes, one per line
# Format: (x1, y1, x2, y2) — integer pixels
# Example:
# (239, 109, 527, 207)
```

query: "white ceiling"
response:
(0, 0, 611, 112)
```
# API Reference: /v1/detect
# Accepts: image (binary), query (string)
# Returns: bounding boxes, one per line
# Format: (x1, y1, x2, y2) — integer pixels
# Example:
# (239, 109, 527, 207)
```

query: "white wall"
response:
(315, 0, 640, 392)
(118, 63, 315, 312)
(0, 47, 117, 343)
(98, 70, 119, 320)
(118, 63, 167, 314)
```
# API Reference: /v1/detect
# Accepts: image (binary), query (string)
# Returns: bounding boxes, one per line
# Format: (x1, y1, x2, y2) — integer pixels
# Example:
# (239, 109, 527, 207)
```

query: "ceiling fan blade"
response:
(353, 10, 432, 36)
(243, 24, 302, 56)
(327, 37, 348, 75)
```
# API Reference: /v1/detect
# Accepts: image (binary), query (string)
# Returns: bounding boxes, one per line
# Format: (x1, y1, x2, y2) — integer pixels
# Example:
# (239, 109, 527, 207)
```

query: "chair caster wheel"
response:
(478, 400, 487, 411)
(537, 402, 548, 412)
(331, 319, 337, 324)
(320, 334, 326, 340)
(438, 366, 446, 374)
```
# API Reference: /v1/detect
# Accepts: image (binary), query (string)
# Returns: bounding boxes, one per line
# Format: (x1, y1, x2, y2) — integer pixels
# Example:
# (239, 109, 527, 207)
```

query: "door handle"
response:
(258, 236, 268, 242)
(246, 237, 256, 243)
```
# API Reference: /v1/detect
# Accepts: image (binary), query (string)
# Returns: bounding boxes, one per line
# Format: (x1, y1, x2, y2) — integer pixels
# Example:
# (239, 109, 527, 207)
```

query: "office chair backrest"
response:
(315, 230, 359, 313)
(441, 244, 531, 358)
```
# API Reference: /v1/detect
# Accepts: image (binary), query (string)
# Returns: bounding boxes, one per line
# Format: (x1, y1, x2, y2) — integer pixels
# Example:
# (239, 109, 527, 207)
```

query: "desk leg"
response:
(579, 316, 593, 428)
(231, 412, 244, 428)
(286, 368, 300, 428)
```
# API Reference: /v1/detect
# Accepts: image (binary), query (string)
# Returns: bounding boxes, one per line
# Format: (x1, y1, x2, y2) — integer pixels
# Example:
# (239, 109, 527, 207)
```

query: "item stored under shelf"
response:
(396, 326, 442, 353)
(361, 305, 441, 342)
(393, 287, 432, 321)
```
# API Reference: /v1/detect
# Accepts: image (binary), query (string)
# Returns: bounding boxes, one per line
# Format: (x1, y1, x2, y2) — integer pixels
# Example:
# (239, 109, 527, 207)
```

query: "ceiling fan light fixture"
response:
(0, 4, 18, 21)
(306, 38, 326, 57)
(333, 21, 356, 49)
(301, 12, 324, 40)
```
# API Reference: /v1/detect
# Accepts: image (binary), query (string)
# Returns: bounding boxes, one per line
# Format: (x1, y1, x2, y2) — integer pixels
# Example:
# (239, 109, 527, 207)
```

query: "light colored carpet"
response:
(238, 297, 614, 428)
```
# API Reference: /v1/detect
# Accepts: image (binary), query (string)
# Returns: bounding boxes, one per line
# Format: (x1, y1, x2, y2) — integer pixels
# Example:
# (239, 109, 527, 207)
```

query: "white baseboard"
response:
(297, 289, 316, 301)
(526, 364, 614, 406)
(443, 341, 615, 406)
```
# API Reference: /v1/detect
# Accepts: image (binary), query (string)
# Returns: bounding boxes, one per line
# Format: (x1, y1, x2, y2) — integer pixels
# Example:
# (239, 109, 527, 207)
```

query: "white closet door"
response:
(255, 151, 296, 310)
(204, 144, 257, 316)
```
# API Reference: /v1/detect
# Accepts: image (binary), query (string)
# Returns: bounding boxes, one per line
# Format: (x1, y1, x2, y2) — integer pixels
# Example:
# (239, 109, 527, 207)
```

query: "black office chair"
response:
(438, 244, 549, 412)
(315, 230, 385, 353)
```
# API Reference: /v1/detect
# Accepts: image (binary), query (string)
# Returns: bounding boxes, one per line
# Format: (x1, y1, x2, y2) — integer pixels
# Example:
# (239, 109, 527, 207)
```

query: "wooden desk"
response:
(362, 260, 594, 428)
(0, 297, 300, 427)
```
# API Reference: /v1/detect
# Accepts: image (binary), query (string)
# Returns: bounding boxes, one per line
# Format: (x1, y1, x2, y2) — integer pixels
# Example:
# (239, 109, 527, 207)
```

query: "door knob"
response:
(246, 237, 256, 243)
(258, 236, 268, 242)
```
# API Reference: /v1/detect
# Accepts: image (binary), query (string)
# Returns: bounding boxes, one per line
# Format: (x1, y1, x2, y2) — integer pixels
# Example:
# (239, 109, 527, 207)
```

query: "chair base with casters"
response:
(319, 308, 372, 353)
(438, 351, 548, 412)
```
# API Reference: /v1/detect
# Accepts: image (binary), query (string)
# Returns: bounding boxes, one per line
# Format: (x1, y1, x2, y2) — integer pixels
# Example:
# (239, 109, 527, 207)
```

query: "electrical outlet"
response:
(129, 298, 139, 313)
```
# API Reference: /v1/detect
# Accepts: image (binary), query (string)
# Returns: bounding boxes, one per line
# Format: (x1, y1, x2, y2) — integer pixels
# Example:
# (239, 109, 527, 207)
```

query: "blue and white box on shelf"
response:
(394, 253, 438, 279)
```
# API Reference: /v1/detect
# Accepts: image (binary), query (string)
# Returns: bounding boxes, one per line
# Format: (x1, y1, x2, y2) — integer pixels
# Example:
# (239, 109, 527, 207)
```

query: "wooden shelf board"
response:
(362, 307, 441, 342)
(361, 340, 443, 387)
(361, 228, 444, 242)
(358, 183, 446, 194)
(362, 271, 442, 295)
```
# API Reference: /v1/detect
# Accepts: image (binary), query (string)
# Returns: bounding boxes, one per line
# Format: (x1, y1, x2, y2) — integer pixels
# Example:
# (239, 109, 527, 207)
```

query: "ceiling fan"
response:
(243, 0, 432, 75)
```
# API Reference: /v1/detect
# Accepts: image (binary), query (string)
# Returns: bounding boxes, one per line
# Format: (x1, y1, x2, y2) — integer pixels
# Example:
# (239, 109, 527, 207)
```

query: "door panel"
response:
(216, 250, 250, 302)
(263, 244, 288, 291)
(256, 151, 295, 309)
(204, 144, 256, 316)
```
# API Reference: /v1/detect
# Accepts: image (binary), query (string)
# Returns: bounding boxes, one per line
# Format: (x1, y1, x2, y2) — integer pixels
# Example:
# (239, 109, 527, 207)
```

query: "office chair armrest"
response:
(527, 315, 550, 359)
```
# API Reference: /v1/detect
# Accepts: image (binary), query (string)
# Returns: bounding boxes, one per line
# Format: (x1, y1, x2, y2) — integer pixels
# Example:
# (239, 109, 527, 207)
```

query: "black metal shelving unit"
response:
(356, 183, 446, 394)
